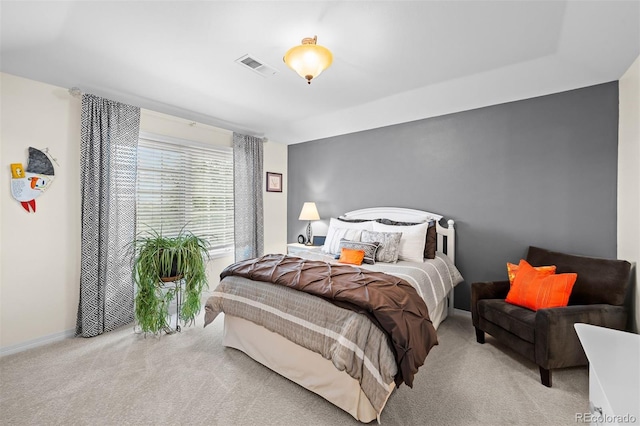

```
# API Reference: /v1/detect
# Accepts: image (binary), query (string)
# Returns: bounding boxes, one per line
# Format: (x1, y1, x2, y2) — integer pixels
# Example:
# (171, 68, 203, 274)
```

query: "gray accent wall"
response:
(287, 82, 619, 310)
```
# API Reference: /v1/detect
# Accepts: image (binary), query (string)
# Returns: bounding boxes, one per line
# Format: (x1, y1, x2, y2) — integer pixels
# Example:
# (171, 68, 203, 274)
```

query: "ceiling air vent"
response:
(235, 54, 277, 78)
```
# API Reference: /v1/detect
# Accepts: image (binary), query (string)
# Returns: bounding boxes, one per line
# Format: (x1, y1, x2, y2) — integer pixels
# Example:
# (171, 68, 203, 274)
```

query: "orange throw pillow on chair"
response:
(338, 248, 366, 265)
(506, 259, 577, 311)
(507, 261, 556, 285)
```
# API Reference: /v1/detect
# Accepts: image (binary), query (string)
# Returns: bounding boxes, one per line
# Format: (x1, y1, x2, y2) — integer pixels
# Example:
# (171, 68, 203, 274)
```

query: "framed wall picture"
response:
(266, 172, 283, 192)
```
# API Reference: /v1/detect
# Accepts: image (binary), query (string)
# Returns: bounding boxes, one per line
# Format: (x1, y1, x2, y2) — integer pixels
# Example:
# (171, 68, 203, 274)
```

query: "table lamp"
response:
(298, 202, 320, 245)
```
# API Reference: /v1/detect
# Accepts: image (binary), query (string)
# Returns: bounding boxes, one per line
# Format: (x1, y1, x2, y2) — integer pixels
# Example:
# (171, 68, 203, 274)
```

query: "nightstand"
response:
(287, 243, 322, 255)
(574, 324, 639, 425)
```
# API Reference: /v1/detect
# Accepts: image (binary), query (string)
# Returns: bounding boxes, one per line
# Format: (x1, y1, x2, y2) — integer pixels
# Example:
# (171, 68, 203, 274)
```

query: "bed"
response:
(204, 207, 463, 423)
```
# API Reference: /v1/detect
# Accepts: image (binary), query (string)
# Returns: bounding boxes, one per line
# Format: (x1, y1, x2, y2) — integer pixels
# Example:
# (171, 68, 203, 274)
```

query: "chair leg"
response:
(475, 328, 485, 344)
(539, 367, 552, 387)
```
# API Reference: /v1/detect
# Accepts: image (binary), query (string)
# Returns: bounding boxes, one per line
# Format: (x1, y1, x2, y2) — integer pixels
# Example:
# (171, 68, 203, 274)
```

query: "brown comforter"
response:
(220, 254, 438, 387)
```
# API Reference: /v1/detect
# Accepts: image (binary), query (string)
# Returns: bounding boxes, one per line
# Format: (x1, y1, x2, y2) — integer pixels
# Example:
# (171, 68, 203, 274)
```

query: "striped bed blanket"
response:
(204, 251, 463, 414)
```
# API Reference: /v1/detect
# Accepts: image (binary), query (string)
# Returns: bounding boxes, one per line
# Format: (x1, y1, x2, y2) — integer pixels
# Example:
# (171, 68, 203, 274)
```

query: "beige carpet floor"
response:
(0, 312, 588, 425)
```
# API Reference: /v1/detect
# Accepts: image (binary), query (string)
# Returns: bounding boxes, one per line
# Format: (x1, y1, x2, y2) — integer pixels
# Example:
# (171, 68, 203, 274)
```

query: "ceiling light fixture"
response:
(283, 35, 333, 85)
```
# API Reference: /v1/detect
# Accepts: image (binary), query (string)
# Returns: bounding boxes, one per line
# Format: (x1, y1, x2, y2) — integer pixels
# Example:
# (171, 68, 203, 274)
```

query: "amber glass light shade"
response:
(283, 36, 333, 84)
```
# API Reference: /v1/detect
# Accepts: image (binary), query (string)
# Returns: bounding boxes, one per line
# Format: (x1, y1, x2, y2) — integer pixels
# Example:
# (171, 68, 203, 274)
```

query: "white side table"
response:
(287, 243, 322, 256)
(574, 323, 639, 426)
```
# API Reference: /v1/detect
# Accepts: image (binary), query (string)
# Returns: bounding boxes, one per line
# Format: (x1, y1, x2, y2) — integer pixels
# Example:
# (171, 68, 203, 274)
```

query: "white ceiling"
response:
(1, 1, 638, 144)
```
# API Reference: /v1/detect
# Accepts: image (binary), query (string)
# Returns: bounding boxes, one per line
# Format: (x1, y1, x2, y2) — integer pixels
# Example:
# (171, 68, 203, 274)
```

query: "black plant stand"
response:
(159, 278, 184, 333)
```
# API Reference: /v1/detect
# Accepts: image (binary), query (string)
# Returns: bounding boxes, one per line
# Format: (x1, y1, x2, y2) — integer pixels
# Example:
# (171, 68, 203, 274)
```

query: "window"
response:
(136, 132, 234, 257)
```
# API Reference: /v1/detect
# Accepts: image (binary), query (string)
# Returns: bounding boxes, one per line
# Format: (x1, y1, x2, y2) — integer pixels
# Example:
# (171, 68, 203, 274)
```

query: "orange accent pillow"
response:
(338, 248, 366, 265)
(506, 259, 577, 311)
(507, 261, 556, 285)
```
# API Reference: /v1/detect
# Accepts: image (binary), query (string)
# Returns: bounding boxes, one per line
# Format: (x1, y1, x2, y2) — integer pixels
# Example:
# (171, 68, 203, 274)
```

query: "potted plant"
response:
(131, 227, 210, 334)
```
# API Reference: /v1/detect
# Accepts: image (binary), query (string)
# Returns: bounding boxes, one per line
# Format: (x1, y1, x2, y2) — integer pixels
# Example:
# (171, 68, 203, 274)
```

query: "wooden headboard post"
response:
(436, 219, 456, 264)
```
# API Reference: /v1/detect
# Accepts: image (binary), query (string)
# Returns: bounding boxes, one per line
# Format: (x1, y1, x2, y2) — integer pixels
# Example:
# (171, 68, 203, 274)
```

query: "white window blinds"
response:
(136, 133, 234, 256)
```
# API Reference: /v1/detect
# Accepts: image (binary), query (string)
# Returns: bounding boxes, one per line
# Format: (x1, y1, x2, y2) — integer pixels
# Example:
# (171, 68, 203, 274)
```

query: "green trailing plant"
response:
(131, 227, 210, 334)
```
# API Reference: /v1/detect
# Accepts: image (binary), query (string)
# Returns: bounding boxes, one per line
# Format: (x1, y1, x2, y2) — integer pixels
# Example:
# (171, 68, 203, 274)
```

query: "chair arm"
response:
(535, 304, 627, 369)
(471, 280, 510, 327)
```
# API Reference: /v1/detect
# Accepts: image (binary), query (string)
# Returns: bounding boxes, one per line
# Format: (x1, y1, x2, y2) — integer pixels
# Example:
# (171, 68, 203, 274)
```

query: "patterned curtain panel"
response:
(233, 133, 264, 261)
(76, 94, 140, 337)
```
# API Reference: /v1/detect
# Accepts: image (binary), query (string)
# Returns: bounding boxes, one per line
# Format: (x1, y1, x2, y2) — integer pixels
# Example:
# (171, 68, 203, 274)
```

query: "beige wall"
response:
(618, 56, 640, 333)
(263, 140, 288, 256)
(0, 73, 287, 352)
(1, 73, 82, 351)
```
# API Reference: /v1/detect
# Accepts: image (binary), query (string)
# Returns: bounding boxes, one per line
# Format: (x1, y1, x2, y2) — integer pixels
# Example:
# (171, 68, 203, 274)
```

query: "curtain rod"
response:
(67, 86, 268, 141)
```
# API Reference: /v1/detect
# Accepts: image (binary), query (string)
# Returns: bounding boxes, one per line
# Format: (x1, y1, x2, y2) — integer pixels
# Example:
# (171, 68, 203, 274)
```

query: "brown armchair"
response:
(471, 246, 631, 387)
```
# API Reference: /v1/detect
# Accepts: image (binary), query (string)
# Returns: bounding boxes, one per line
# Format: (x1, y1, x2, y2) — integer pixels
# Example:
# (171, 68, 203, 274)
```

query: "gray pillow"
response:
(339, 239, 380, 265)
(361, 230, 402, 263)
(375, 218, 420, 226)
(338, 217, 372, 223)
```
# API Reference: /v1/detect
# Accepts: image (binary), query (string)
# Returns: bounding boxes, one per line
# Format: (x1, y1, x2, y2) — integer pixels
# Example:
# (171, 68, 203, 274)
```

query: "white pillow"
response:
(322, 218, 374, 254)
(372, 221, 429, 262)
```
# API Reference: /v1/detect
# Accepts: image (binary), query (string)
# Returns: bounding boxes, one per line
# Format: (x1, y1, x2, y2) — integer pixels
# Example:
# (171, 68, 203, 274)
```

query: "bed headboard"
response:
(341, 207, 456, 263)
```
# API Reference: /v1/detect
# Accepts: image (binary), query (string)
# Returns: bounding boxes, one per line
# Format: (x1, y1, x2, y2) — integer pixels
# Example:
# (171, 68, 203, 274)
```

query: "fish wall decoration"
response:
(10, 147, 56, 213)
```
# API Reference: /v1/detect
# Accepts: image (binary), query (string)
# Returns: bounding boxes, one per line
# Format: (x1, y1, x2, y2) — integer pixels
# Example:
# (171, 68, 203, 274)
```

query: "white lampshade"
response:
(298, 202, 320, 221)
(283, 36, 333, 85)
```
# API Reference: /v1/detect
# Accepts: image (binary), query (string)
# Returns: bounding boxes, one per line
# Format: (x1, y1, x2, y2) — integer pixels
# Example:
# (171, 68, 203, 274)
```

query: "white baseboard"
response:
(454, 308, 471, 317)
(0, 328, 75, 357)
